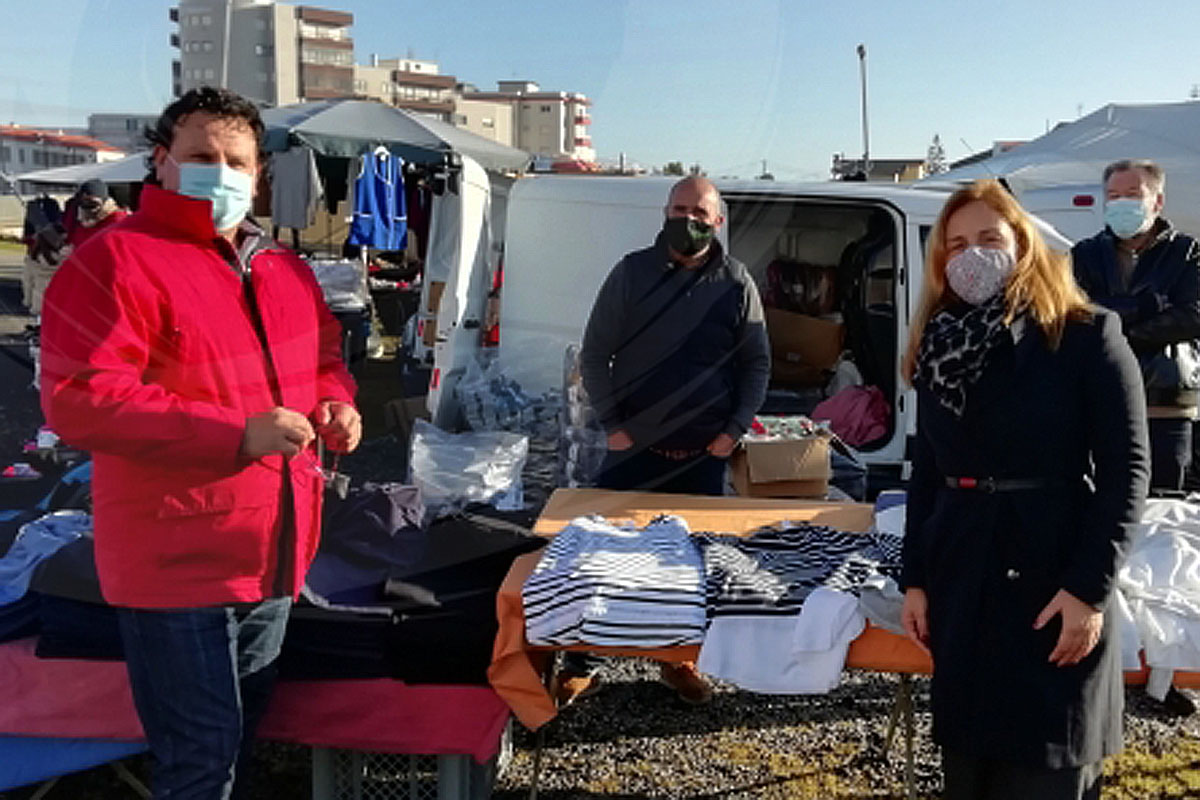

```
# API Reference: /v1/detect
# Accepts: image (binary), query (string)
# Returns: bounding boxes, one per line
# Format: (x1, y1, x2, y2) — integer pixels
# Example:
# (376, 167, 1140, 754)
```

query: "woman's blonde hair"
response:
(901, 179, 1091, 383)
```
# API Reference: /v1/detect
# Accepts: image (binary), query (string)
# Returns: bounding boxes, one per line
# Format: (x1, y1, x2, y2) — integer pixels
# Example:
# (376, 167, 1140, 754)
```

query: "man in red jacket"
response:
(39, 87, 360, 799)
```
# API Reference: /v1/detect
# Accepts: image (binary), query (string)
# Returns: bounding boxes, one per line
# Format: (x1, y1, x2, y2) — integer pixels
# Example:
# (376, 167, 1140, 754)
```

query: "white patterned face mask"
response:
(945, 246, 1016, 305)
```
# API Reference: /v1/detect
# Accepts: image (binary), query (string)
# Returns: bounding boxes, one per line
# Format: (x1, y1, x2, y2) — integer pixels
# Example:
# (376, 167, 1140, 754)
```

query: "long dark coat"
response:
(902, 308, 1150, 768)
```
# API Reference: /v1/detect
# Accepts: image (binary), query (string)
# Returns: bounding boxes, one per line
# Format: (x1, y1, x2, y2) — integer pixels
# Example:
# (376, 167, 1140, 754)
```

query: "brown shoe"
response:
(551, 670, 602, 708)
(659, 661, 713, 705)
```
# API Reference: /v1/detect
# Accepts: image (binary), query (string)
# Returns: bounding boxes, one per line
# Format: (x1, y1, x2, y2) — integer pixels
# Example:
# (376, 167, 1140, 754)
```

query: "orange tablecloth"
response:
(487, 488, 1199, 730)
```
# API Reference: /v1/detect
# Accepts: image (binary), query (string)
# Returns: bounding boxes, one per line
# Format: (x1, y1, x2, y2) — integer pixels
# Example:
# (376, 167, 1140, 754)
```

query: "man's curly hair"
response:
(143, 86, 265, 184)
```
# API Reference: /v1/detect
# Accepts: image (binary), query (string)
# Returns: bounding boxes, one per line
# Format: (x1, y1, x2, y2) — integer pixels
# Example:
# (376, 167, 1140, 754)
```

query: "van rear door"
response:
(719, 187, 915, 469)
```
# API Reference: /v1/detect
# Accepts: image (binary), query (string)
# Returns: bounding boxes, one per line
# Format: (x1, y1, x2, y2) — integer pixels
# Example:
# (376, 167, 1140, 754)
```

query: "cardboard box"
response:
(426, 281, 446, 314)
(729, 434, 831, 499)
(770, 360, 829, 388)
(766, 307, 845, 375)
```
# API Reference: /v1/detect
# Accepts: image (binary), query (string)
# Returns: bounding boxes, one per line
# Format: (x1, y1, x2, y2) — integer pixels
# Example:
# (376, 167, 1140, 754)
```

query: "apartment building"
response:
(0, 126, 125, 176)
(353, 57, 456, 121)
(457, 81, 593, 162)
(87, 114, 160, 152)
(170, 0, 353, 105)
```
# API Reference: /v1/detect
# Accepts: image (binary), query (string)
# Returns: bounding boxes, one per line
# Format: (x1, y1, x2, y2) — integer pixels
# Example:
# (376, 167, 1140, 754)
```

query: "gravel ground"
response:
(487, 659, 1200, 800)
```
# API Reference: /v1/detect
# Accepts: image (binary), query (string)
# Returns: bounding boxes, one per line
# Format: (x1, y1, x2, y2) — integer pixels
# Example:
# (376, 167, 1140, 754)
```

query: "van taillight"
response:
(1073, 195, 1095, 207)
(430, 368, 440, 390)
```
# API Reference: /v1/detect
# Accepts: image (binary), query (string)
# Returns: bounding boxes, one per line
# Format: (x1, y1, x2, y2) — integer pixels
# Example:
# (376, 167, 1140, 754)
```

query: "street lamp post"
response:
(857, 43, 870, 178)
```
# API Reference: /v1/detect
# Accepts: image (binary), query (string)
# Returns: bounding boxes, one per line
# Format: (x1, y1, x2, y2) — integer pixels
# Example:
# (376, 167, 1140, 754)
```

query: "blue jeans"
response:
(116, 597, 292, 800)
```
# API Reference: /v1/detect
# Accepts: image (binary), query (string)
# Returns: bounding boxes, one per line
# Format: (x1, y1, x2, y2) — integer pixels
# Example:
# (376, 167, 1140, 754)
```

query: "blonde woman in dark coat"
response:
(900, 180, 1150, 799)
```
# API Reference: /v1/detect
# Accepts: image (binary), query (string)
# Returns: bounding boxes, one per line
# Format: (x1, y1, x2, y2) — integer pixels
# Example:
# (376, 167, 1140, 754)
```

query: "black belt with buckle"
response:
(944, 476, 1048, 493)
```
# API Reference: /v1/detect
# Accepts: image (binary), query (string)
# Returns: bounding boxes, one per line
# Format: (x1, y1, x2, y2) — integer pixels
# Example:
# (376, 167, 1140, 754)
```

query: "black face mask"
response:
(663, 216, 714, 257)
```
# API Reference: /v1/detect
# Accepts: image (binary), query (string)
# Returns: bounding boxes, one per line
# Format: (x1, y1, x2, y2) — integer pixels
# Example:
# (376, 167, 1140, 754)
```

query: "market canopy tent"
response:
(14, 152, 151, 194)
(919, 101, 1200, 235)
(260, 99, 530, 173)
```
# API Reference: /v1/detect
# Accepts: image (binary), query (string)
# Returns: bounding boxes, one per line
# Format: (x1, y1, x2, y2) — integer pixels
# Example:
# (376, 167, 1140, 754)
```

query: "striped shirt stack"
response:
(522, 515, 707, 648)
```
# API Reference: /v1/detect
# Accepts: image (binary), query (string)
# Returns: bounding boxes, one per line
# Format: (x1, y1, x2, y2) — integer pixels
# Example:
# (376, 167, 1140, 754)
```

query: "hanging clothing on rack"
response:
(405, 175, 433, 261)
(348, 148, 407, 250)
(270, 145, 324, 231)
(316, 154, 352, 215)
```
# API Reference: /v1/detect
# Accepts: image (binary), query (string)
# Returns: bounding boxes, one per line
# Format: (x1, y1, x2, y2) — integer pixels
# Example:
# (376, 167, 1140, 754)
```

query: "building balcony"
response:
(300, 35, 354, 50)
(393, 98, 455, 115)
(297, 6, 354, 26)
(169, 6, 178, 22)
(170, 33, 180, 48)
(574, 137, 592, 146)
(392, 70, 456, 90)
(574, 116, 591, 125)
(303, 86, 354, 100)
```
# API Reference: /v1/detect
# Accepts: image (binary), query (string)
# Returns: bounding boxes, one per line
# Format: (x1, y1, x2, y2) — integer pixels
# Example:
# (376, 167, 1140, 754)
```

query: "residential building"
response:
(0, 126, 125, 176)
(88, 114, 160, 152)
(170, 0, 353, 105)
(831, 154, 926, 182)
(456, 81, 592, 162)
(454, 92, 514, 147)
(353, 56, 456, 121)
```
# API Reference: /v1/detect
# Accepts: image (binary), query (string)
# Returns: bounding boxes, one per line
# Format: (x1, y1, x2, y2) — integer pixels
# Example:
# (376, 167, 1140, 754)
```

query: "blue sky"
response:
(4, 0, 1199, 179)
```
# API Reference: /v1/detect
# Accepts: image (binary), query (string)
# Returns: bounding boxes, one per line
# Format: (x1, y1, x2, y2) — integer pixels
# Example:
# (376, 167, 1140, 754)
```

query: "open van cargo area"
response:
(725, 195, 898, 452)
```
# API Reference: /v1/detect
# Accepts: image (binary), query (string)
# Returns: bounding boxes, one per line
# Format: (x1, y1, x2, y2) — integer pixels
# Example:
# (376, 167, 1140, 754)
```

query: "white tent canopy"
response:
(920, 101, 1200, 237)
(14, 152, 151, 194)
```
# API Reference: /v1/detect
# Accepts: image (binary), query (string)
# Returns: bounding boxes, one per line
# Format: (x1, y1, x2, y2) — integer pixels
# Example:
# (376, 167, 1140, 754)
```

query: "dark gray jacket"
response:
(1072, 219, 1200, 409)
(579, 234, 770, 450)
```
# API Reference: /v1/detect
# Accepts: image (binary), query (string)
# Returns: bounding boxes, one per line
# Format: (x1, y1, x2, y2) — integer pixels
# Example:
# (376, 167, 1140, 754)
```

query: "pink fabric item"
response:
(811, 385, 890, 447)
(0, 638, 509, 763)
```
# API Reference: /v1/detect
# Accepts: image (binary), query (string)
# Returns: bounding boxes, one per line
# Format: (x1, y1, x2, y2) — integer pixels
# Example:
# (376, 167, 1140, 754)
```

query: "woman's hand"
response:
(1035, 589, 1103, 667)
(901, 588, 931, 656)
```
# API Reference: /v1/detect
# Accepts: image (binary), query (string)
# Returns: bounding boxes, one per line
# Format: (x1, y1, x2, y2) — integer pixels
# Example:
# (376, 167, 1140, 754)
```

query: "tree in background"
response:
(663, 161, 685, 175)
(925, 134, 948, 176)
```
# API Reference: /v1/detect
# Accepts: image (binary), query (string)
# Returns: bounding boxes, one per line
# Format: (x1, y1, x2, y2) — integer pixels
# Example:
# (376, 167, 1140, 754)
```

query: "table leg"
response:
(527, 652, 559, 800)
(110, 760, 151, 799)
(899, 675, 915, 800)
(881, 674, 917, 800)
(883, 674, 905, 752)
(28, 777, 59, 800)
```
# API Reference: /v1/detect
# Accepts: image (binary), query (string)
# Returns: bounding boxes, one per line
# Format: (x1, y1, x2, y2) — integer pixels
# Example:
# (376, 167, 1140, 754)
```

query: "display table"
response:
(0, 636, 510, 795)
(489, 487, 1200, 730)
(489, 488, 929, 730)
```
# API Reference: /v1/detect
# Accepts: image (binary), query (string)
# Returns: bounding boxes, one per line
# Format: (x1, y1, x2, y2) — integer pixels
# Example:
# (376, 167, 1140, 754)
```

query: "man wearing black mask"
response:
(566, 177, 770, 706)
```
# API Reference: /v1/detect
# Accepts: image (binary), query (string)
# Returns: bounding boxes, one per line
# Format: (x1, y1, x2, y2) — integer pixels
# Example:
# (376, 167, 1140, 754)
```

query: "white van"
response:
(413, 155, 513, 425)
(431, 175, 1068, 489)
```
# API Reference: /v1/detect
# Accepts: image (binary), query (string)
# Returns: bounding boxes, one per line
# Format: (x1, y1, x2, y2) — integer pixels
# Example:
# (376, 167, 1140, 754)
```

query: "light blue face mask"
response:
(170, 156, 254, 231)
(1104, 197, 1152, 240)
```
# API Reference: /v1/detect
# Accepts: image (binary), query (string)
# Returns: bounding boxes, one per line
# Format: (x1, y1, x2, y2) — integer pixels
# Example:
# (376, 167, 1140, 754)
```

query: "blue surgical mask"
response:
(170, 156, 254, 231)
(1104, 197, 1151, 240)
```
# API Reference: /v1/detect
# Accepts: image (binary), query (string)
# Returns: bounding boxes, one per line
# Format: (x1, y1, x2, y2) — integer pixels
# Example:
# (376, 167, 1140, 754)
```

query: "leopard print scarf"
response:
(915, 295, 1011, 418)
